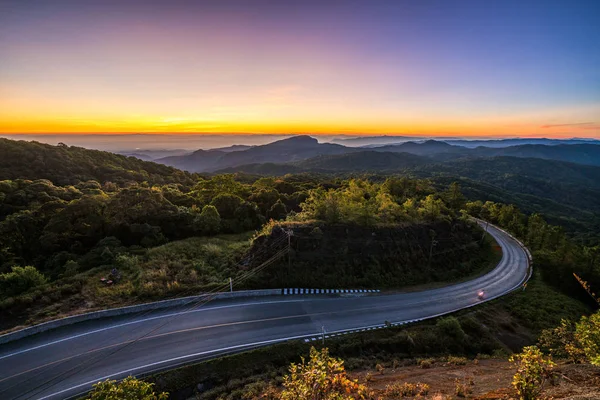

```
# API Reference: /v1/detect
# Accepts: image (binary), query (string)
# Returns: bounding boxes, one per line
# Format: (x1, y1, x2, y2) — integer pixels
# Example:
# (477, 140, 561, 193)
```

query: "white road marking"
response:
(0, 299, 308, 361)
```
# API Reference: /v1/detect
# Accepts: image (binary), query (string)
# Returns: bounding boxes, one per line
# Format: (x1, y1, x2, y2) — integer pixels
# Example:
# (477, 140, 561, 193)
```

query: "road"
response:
(0, 222, 529, 400)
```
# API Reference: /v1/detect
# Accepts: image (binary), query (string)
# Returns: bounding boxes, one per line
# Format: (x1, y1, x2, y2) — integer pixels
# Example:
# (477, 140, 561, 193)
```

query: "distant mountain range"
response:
(155, 136, 357, 172)
(150, 135, 600, 173)
(331, 136, 599, 148)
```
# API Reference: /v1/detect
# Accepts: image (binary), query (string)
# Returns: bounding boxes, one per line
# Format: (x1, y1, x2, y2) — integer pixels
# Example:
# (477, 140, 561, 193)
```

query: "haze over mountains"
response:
(148, 135, 600, 173)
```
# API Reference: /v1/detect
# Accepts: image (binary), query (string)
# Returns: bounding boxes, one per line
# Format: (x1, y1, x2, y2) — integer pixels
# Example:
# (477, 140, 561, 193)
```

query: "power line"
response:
(5, 233, 292, 399)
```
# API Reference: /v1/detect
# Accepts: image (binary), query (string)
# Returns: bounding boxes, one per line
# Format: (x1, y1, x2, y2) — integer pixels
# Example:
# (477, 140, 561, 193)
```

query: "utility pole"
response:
(428, 231, 438, 267)
(480, 221, 489, 243)
(229, 277, 233, 292)
(286, 229, 293, 270)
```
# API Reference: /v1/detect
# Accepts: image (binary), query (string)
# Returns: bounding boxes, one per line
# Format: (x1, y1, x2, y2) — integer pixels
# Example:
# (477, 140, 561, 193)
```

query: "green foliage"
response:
(466, 200, 600, 302)
(0, 173, 313, 275)
(538, 319, 586, 363)
(436, 317, 466, 341)
(196, 205, 221, 235)
(0, 138, 194, 186)
(268, 199, 288, 220)
(247, 220, 494, 290)
(297, 178, 454, 225)
(383, 382, 429, 397)
(211, 193, 245, 219)
(85, 376, 168, 400)
(280, 347, 368, 400)
(509, 346, 555, 400)
(0, 266, 46, 298)
(574, 311, 600, 366)
(503, 274, 590, 333)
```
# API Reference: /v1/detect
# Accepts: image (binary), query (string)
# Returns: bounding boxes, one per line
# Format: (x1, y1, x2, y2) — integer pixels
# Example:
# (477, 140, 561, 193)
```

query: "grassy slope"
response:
(0, 233, 253, 332)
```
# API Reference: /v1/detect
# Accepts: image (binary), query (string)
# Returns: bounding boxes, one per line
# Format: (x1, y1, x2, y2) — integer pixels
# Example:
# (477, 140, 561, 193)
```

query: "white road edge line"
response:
(0, 299, 308, 361)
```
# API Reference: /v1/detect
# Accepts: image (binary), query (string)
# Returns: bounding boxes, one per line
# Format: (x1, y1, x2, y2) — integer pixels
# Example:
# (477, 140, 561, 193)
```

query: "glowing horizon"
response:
(1, 0, 599, 138)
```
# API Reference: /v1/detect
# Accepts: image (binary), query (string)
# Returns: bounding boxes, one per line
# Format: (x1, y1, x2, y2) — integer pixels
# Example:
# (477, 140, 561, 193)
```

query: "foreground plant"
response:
(281, 347, 369, 400)
(85, 376, 168, 400)
(509, 346, 555, 400)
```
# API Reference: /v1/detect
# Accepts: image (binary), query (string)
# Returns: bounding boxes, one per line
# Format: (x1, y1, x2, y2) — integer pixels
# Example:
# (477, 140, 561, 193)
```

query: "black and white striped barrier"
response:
(282, 288, 380, 295)
(302, 319, 424, 343)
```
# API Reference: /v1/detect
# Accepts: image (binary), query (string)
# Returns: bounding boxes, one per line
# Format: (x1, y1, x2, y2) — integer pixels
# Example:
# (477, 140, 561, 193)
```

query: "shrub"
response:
(574, 311, 600, 366)
(280, 347, 368, 400)
(454, 378, 473, 397)
(436, 317, 466, 341)
(85, 376, 168, 400)
(418, 358, 434, 369)
(384, 382, 429, 397)
(375, 363, 385, 375)
(447, 356, 468, 365)
(538, 319, 585, 362)
(538, 311, 600, 366)
(509, 346, 555, 400)
(0, 266, 47, 298)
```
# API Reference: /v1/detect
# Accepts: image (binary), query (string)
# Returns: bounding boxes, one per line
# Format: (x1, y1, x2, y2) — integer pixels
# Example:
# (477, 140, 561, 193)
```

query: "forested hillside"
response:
(0, 142, 495, 329)
(219, 154, 600, 244)
(412, 157, 600, 244)
(1, 137, 598, 333)
(0, 138, 196, 185)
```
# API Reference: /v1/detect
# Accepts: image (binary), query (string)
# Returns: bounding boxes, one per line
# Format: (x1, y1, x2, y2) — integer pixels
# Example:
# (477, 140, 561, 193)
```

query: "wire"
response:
(15, 245, 289, 400)
(5, 233, 292, 400)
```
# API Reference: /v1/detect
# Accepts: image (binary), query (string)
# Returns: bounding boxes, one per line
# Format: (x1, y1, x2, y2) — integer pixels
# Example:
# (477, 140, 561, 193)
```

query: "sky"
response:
(1, 0, 599, 138)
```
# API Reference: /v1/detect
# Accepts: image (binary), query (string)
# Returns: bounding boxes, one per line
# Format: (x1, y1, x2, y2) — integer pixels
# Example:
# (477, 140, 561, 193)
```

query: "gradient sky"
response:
(1, 0, 599, 137)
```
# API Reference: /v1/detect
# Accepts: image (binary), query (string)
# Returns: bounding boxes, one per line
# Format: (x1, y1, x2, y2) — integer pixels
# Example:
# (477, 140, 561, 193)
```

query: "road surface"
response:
(0, 222, 529, 400)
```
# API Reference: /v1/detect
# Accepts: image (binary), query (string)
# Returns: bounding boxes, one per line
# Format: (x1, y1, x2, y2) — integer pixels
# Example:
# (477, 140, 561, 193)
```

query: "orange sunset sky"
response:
(1, 0, 598, 138)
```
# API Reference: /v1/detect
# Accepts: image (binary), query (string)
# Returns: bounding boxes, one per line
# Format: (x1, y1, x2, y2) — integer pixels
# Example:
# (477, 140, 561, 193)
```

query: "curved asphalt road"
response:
(0, 222, 529, 400)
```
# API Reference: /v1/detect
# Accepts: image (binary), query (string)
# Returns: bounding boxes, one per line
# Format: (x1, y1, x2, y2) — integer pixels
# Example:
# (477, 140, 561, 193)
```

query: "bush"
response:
(280, 347, 368, 400)
(454, 378, 473, 397)
(0, 266, 47, 298)
(384, 382, 429, 397)
(538, 310, 600, 365)
(574, 311, 600, 366)
(509, 346, 555, 400)
(436, 317, 466, 341)
(447, 356, 468, 365)
(85, 376, 168, 400)
(418, 358, 434, 369)
(538, 319, 585, 362)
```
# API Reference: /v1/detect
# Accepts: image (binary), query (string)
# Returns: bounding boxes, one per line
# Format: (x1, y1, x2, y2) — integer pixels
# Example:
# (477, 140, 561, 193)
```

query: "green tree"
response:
(249, 188, 280, 215)
(268, 199, 288, 220)
(195, 205, 221, 235)
(443, 182, 466, 211)
(418, 195, 447, 222)
(210, 193, 244, 219)
(280, 347, 368, 400)
(85, 376, 168, 400)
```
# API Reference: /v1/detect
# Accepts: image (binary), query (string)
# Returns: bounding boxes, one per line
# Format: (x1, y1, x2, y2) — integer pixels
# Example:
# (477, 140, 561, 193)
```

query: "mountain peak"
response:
(421, 140, 451, 146)
(269, 135, 318, 147)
